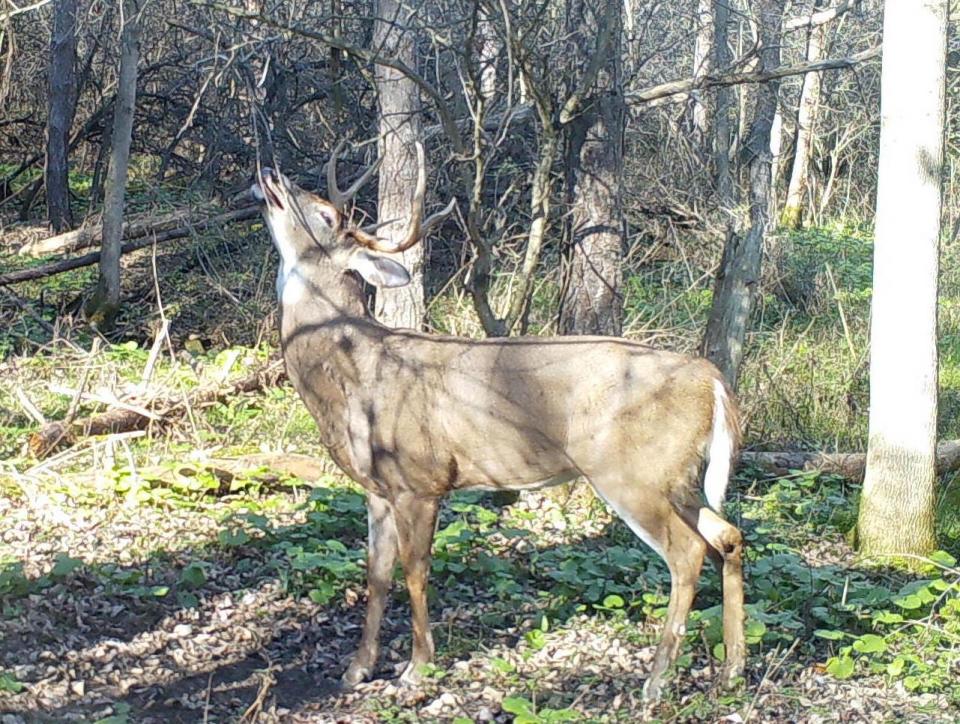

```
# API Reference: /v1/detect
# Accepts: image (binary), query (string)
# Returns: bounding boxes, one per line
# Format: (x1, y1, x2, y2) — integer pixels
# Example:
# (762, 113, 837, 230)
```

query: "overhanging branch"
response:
(198, 2, 465, 153)
(424, 45, 880, 137)
(627, 45, 881, 105)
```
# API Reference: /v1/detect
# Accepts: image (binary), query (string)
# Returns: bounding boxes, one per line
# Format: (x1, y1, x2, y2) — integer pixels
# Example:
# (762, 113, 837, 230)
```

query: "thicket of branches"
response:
(0, 1, 901, 257)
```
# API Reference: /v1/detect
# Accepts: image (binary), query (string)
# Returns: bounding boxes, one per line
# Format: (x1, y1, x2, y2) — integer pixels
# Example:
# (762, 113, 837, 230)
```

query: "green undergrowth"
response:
(3, 457, 958, 717)
(3, 211, 960, 717)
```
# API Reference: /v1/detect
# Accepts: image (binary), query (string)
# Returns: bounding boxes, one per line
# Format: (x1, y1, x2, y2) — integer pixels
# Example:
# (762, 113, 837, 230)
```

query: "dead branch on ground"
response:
(739, 440, 960, 481)
(0, 206, 260, 286)
(28, 357, 286, 458)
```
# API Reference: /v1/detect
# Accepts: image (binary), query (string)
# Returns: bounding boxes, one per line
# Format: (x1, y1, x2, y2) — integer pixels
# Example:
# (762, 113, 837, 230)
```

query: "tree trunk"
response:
(559, 0, 625, 337)
(560, 120, 624, 335)
(45, 0, 78, 232)
(713, 0, 734, 205)
(691, 0, 713, 144)
(85, 1, 140, 330)
(701, 0, 785, 386)
(478, 9, 498, 102)
(856, 0, 945, 559)
(373, 0, 426, 330)
(88, 109, 113, 212)
(781, 12, 825, 228)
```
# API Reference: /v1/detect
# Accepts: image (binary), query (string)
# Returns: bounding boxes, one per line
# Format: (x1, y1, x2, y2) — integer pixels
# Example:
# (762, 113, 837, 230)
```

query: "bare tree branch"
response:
(785, 0, 855, 31)
(200, 2, 466, 153)
(627, 45, 880, 105)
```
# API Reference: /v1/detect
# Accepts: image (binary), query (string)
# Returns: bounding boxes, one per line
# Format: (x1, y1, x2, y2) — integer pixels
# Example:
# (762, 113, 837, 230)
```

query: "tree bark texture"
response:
(857, 0, 945, 558)
(781, 11, 825, 228)
(701, 0, 785, 387)
(712, 0, 735, 205)
(559, 0, 625, 337)
(86, 1, 140, 330)
(45, 0, 78, 232)
(691, 0, 713, 144)
(373, 0, 425, 330)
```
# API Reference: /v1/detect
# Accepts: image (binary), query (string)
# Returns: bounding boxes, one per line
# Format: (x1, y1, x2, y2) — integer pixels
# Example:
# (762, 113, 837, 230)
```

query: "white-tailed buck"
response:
(250, 143, 745, 702)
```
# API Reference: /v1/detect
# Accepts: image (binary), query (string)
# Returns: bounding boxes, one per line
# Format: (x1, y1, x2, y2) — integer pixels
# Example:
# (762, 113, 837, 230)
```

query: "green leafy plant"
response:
(0, 672, 24, 693)
(501, 696, 579, 723)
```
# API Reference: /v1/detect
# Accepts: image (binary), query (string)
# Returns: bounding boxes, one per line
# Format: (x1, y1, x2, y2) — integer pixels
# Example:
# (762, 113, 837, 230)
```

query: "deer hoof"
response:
(341, 662, 371, 690)
(721, 661, 745, 690)
(398, 661, 424, 688)
(641, 676, 664, 705)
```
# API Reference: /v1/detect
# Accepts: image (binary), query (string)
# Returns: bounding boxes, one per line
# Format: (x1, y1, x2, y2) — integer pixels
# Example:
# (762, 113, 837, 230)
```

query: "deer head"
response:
(249, 142, 456, 296)
(250, 167, 412, 291)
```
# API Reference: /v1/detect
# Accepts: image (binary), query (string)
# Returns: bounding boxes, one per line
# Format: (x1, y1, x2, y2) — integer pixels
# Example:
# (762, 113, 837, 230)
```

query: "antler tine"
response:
(358, 141, 455, 254)
(326, 139, 382, 212)
(361, 217, 401, 235)
(325, 139, 349, 210)
(385, 140, 427, 254)
(418, 197, 458, 240)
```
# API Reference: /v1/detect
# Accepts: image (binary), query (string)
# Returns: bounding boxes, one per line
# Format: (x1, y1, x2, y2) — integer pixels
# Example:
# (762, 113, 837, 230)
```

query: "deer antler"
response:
(366, 141, 457, 254)
(326, 139, 383, 212)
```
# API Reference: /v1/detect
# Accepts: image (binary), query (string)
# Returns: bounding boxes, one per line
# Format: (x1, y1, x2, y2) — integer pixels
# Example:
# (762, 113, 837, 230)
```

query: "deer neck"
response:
(277, 259, 386, 477)
(277, 247, 368, 321)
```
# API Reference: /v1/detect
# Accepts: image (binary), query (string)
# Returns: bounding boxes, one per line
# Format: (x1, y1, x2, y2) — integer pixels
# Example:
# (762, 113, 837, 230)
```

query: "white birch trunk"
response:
(857, 0, 945, 557)
(781, 22, 824, 228)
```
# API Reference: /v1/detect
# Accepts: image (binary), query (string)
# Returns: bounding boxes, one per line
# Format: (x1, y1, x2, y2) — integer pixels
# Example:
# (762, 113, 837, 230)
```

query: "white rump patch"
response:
(704, 379, 733, 511)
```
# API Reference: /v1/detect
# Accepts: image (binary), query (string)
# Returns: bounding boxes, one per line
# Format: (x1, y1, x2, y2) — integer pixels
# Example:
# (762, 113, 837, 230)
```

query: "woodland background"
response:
(0, 0, 959, 721)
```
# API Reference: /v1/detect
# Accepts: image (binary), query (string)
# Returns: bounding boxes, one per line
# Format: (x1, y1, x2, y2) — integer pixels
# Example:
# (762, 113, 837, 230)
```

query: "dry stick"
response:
(14, 388, 47, 425)
(27, 359, 286, 458)
(0, 206, 260, 286)
(824, 262, 857, 359)
(742, 637, 802, 723)
(51, 338, 104, 454)
(0, 287, 57, 334)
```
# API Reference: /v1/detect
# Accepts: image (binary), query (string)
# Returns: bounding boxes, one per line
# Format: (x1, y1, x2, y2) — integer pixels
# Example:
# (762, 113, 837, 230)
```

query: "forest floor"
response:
(0, 210, 959, 722)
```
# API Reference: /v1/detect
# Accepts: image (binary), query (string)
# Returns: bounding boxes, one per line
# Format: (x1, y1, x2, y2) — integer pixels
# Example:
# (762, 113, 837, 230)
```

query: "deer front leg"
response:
(342, 492, 398, 689)
(393, 492, 440, 687)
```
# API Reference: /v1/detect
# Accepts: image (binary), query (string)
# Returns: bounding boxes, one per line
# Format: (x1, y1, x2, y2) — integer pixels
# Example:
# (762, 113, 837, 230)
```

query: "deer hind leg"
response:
(342, 492, 399, 689)
(697, 507, 746, 688)
(643, 511, 708, 703)
(590, 483, 707, 703)
(393, 492, 440, 686)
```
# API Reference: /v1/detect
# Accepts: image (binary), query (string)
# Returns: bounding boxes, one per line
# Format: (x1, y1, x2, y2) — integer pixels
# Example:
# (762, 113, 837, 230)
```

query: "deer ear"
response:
(347, 248, 411, 288)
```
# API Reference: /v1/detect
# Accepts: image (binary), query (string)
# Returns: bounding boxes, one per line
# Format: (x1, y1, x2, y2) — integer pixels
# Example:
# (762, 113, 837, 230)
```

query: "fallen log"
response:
(739, 440, 960, 480)
(0, 205, 260, 286)
(28, 359, 286, 458)
(22, 452, 335, 496)
(17, 207, 196, 257)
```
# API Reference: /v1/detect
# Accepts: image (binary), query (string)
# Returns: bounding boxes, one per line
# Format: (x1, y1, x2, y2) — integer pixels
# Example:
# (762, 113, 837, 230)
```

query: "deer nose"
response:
(259, 167, 277, 184)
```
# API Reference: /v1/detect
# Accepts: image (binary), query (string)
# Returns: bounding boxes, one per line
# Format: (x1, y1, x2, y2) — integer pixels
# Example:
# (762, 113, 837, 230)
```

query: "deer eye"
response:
(315, 207, 337, 229)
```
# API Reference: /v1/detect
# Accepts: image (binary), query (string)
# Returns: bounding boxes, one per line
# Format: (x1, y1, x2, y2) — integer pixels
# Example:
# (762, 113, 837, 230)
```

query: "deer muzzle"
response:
(251, 167, 287, 212)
